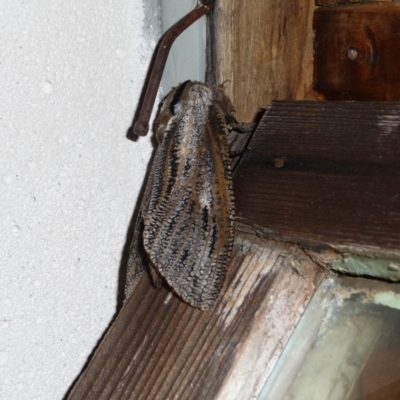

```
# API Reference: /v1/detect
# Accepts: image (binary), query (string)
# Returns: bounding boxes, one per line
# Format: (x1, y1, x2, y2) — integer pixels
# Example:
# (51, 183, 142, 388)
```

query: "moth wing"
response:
(125, 208, 147, 299)
(143, 105, 234, 310)
(125, 142, 168, 299)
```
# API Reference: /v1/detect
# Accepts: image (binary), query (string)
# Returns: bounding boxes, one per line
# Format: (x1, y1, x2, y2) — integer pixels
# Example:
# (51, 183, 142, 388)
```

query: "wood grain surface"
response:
(209, 0, 316, 122)
(234, 101, 400, 250)
(67, 232, 322, 400)
(316, 0, 391, 6)
(313, 3, 400, 101)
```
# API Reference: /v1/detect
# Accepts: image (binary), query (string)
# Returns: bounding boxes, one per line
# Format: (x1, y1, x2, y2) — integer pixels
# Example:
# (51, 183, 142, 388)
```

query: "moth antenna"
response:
(133, 2, 215, 137)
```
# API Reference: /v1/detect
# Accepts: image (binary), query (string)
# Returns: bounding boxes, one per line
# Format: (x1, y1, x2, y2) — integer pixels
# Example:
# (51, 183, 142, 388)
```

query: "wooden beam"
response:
(313, 3, 400, 101)
(67, 232, 322, 400)
(315, 0, 392, 6)
(233, 101, 400, 280)
(209, 0, 316, 122)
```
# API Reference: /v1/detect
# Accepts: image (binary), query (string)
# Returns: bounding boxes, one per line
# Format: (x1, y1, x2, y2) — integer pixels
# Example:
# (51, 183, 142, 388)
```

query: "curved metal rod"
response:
(133, 1, 215, 136)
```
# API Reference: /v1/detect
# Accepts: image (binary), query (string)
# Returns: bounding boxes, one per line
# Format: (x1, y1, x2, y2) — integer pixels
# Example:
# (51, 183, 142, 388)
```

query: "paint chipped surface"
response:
(374, 292, 400, 310)
(260, 277, 400, 400)
(215, 235, 321, 400)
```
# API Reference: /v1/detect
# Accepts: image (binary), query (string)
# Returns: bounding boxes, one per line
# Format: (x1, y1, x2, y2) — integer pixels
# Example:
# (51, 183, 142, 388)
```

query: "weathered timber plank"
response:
(233, 101, 400, 252)
(67, 232, 322, 400)
(209, 0, 316, 123)
(313, 3, 400, 101)
(316, 0, 392, 6)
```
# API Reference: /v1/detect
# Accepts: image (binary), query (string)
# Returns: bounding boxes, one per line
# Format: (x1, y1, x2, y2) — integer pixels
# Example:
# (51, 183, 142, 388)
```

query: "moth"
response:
(125, 80, 238, 310)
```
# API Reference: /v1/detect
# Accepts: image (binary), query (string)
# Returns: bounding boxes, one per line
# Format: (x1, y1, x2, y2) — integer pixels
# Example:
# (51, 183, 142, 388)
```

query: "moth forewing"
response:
(125, 81, 235, 310)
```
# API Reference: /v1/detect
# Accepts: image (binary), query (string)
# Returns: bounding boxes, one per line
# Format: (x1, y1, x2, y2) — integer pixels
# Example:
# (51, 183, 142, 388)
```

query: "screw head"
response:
(346, 48, 359, 60)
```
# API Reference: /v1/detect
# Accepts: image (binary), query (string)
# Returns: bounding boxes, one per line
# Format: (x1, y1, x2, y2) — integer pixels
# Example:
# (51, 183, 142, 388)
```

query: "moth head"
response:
(154, 81, 213, 144)
(170, 81, 213, 114)
(153, 82, 190, 144)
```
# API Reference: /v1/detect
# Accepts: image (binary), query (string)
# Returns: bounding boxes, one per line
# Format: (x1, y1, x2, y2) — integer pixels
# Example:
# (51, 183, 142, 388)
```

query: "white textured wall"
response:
(161, 0, 206, 94)
(0, 1, 157, 399)
(0, 0, 206, 398)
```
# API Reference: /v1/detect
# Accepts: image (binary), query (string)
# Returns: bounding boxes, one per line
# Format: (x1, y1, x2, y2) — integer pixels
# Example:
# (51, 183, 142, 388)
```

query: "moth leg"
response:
(227, 122, 256, 159)
(231, 122, 256, 134)
(125, 209, 147, 300)
(229, 148, 248, 157)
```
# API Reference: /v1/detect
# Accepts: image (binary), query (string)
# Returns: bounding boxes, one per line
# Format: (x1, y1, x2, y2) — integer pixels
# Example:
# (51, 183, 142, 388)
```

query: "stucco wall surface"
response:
(0, 1, 158, 398)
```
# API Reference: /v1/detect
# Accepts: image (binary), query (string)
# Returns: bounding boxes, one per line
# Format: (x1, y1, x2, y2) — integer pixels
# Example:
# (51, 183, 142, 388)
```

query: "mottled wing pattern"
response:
(125, 208, 146, 299)
(126, 81, 235, 310)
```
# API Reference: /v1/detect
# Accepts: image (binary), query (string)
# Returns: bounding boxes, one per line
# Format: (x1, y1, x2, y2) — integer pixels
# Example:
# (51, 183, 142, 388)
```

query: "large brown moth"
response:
(125, 80, 236, 310)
